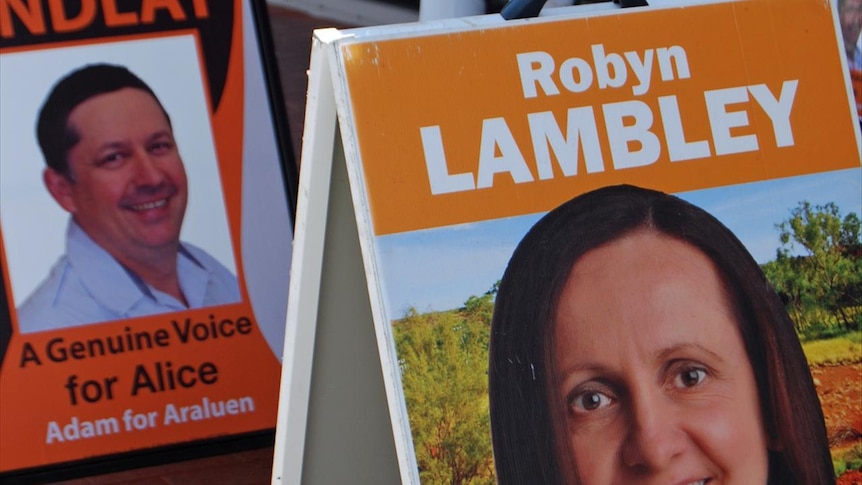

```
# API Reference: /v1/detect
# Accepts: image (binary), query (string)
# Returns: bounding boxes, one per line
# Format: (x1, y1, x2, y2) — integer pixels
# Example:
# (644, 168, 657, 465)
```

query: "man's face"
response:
(53, 87, 188, 261)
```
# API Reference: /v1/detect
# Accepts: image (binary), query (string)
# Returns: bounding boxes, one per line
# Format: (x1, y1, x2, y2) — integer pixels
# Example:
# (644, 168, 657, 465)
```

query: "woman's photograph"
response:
(489, 184, 836, 484)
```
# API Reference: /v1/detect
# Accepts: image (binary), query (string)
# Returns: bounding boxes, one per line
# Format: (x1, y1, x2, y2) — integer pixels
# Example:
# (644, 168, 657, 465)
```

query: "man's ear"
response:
(43, 168, 77, 214)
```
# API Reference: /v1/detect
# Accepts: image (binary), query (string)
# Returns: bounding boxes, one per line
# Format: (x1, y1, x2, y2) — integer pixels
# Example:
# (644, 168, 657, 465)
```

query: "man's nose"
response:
(131, 150, 166, 186)
(619, 391, 687, 472)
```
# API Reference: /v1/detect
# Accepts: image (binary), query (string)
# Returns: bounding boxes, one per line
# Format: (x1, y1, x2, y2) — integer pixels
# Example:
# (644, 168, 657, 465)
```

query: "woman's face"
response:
(552, 230, 769, 485)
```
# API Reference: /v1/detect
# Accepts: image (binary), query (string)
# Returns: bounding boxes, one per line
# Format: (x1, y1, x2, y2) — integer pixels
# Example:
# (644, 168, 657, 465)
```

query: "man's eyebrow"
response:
(147, 130, 174, 142)
(95, 141, 129, 152)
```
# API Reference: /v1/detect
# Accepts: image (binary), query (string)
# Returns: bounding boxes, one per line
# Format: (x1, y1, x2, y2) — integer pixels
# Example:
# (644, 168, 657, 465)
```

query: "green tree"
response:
(763, 252, 817, 329)
(764, 201, 862, 335)
(393, 292, 496, 485)
(461, 281, 498, 329)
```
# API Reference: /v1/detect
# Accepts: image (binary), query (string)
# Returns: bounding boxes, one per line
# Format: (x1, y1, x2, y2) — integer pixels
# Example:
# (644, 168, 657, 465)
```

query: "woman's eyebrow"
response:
(555, 361, 619, 383)
(654, 342, 725, 364)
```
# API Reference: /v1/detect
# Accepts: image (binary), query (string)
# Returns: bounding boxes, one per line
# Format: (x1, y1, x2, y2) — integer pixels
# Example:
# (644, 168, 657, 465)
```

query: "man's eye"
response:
(674, 367, 708, 389)
(149, 140, 174, 155)
(570, 390, 613, 413)
(98, 152, 125, 166)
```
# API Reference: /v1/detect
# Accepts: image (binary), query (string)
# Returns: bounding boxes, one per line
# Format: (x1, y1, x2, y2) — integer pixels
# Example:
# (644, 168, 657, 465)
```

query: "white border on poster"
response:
(240, 0, 296, 359)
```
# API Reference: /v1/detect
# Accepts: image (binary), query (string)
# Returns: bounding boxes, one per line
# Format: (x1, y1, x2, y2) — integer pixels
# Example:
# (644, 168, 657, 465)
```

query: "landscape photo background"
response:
(374, 168, 862, 484)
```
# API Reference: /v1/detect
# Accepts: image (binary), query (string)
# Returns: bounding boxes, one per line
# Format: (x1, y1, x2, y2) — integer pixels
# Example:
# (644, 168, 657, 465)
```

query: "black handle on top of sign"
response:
(500, 0, 547, 19)
(618, 0, 649, 8)
(501, 0, 648, 20)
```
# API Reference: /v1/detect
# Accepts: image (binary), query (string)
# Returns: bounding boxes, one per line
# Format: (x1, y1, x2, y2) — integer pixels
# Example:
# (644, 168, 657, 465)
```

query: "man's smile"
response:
(129, 197, 169, 211)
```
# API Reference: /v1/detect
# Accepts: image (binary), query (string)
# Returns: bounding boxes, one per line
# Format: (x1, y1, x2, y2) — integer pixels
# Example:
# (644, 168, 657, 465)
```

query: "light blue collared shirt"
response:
(17, 220, 241, 333)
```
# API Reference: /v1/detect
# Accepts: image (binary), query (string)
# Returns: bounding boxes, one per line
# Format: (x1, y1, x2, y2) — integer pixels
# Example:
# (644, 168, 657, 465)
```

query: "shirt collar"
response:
(65, 219, 208, 314)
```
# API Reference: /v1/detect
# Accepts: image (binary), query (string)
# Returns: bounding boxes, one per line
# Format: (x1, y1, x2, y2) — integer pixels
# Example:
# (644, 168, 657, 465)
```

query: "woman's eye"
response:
(674, 367, 708, 388)
(570, 390, 613, 413)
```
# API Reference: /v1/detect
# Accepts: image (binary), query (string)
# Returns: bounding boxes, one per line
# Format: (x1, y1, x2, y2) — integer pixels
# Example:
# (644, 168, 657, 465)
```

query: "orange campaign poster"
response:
(312, 0, 862, 483)
(0, 0, 296, 479)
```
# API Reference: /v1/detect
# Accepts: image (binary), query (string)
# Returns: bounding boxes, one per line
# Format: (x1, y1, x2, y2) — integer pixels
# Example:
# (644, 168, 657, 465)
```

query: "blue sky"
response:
(374, 167, 862, 319)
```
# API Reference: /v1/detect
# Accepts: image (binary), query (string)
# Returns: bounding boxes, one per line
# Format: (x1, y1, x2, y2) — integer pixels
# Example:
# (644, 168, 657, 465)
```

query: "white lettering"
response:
(657, 46, 690, 81)
(420, 125, 476, 194)
(163, 396, 255, 425)
(517, 44, 689, 98)
(419, 80, 797, 194)
(46, 421, 63, 444)
(748, 80, 798, 147)
(659, 95, 711, 161)
(705, 86, 759, 155)
(476, 118, 534, 188)
(528, 108, 605, 179)
(517, 51, 559, 98)
(603, 100, 661, 169)
(592, 44, 627, 89)
(46, 416, 119, 444)
(625, 49, 654, 96)
(164, 403, 182, 425)
(559, 57, 594, 93)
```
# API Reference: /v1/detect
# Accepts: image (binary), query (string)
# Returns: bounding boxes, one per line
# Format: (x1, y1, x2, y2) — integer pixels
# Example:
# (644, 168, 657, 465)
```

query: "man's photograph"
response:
(0, 36, 241, 334)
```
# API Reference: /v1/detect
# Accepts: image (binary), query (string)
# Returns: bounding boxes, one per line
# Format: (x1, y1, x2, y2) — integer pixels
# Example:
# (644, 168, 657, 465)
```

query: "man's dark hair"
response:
(36, 64, 170, 177)
(488, 184, 834, 484)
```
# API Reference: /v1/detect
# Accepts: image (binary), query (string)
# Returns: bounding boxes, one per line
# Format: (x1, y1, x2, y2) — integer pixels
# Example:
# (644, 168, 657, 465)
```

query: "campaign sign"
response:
(281, 0, 861, 482)
(0, 0, 296, 477)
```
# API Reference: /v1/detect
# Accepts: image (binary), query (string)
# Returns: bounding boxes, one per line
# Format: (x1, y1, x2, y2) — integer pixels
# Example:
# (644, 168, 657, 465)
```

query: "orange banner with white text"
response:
(341, 0, 861, 236)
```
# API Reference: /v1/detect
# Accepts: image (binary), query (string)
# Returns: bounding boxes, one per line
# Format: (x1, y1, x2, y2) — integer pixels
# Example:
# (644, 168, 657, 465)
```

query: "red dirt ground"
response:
(838, 469, 862, 485)
(810, 363, 862, 484)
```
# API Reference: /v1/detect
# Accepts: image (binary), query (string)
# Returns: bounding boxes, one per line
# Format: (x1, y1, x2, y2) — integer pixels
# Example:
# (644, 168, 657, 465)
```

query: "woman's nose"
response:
(620, 392, 687, 472)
